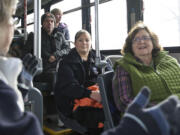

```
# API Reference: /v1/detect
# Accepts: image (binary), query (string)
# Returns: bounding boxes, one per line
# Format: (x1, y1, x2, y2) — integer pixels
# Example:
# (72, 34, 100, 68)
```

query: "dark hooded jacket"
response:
(54, 48, 112, 117)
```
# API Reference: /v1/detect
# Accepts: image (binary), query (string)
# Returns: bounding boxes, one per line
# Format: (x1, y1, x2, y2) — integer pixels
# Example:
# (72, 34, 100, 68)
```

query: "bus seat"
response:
(34, 70, 57, 95)
(97, 71, 121, 131)
(33, 59, 61, 95)
(25, 87, 43, 127)
(105, 55, 123, 67)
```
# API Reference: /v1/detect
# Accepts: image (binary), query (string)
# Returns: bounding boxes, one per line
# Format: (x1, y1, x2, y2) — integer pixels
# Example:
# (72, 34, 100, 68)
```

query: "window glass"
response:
(27, 9, 44, 33)
(26, 12, 34, 33)
(27, 13, 34, 25)
(27, 24, 34, 33)
(144, 0, 180, 47)
(62, 11, 82, 42)
(91, 0, 127, 50)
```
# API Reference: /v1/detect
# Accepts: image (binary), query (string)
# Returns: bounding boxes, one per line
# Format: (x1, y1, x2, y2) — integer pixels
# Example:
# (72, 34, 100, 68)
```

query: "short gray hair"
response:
(41, 12, 56, 25)
(51, 8, 63, 16)
(0, 0, 18, 24)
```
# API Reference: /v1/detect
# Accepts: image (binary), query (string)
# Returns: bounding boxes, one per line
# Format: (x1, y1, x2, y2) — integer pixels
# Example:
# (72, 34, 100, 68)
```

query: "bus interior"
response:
(12, 0, 180, 135)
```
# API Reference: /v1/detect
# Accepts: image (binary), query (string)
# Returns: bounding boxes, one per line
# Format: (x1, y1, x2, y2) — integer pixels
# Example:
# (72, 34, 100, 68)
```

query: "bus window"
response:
(27, 9, 44, 33)
(144, 0, 180, 47)
(91, 0, 127, 50)
(27, 13, 34, 33)
(27, 24, 34, 33)
(62, 11, 82, 42)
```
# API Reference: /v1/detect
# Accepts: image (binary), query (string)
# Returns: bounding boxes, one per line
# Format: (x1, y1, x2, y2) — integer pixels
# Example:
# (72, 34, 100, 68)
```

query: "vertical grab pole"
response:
(95, 0, 101, 66)
(34, 0, 43, 72)
(34, 0, 41, 59)
(24, 0, 27, 44)
(94, 0, 107, 72)
(31, 1, 43, 127)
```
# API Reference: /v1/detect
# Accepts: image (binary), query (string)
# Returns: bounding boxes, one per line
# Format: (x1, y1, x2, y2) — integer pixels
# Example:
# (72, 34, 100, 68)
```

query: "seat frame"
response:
(97, 71, 115, 130)
(25, 87, 43, 127)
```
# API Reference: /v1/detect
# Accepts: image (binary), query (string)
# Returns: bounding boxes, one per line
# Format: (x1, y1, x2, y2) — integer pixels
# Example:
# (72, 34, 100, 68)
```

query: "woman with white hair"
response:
(0, 0, 43, 134)
(51, 8, 70, 40)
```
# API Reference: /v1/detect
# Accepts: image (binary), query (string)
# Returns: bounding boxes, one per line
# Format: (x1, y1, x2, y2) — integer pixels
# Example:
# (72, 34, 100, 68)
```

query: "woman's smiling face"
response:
(75, 32, 91, 55)
(132, 29, 153, 58)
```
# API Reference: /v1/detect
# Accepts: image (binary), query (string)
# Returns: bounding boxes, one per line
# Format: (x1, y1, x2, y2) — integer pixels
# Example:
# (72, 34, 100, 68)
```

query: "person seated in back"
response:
(23, 12, 70, 89)
(51, 8, 70, 40)
(54, 29, 112, 135)
(40, 12, 70, 72)
(24, 12, 70, 72)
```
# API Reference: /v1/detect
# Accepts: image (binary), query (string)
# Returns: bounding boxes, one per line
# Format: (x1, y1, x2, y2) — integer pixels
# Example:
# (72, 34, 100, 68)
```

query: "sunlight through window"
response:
(144, 0, 180, 47)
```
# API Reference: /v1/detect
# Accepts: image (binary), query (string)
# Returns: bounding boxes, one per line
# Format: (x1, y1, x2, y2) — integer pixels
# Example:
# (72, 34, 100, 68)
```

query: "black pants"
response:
(73, 106, 105, 129)
(34, 70, 57, 91)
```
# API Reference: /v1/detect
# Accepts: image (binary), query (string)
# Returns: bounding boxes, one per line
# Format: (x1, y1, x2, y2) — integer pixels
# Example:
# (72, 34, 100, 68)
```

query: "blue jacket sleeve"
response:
(0, 80, 43, 135)
(101, 117, 148, 135)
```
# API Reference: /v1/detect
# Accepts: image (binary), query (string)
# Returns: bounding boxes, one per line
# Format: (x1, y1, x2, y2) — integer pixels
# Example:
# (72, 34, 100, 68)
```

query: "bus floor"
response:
(43, 119, 82, 135)
(43, 110, 83, 135)
(42, 93, 83, 135)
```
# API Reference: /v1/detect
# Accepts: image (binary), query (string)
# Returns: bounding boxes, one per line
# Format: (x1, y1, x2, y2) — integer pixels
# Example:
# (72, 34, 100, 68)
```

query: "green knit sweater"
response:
(114, 51, 180, 102)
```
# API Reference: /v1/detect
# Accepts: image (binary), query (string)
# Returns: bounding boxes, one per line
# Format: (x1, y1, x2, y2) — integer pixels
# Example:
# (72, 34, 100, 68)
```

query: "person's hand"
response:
(49, 55, 56, 63)
(23, 53, 39, 77)
(124, 86, 179, 135)
(18, 54, 39, 94)
(90, 90, 102, 103)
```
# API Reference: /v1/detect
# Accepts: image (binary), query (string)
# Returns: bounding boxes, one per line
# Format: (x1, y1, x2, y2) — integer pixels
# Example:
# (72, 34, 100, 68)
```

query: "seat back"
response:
(97, 71, 120, 130)
(26, 87, 43, 127)
(105, 55, 123, 67)
(34, 59, 61, 95)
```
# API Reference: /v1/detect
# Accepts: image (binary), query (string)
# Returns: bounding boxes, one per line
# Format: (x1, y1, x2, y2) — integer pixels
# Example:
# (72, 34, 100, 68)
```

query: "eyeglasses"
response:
(10, 15, 20, 25)
(133, 36, 151, 43)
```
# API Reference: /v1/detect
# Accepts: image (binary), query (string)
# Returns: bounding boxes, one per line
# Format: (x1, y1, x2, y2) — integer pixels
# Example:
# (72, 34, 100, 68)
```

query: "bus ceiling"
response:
(16, 0, 64, 16)
(15, 0, 115, 16)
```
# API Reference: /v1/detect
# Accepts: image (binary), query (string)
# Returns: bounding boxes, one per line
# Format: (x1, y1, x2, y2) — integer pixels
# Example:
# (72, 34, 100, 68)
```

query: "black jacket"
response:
(54, 48, 112, 117)
(41, 28, 70, 71)
(23, 28, 70, 71)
